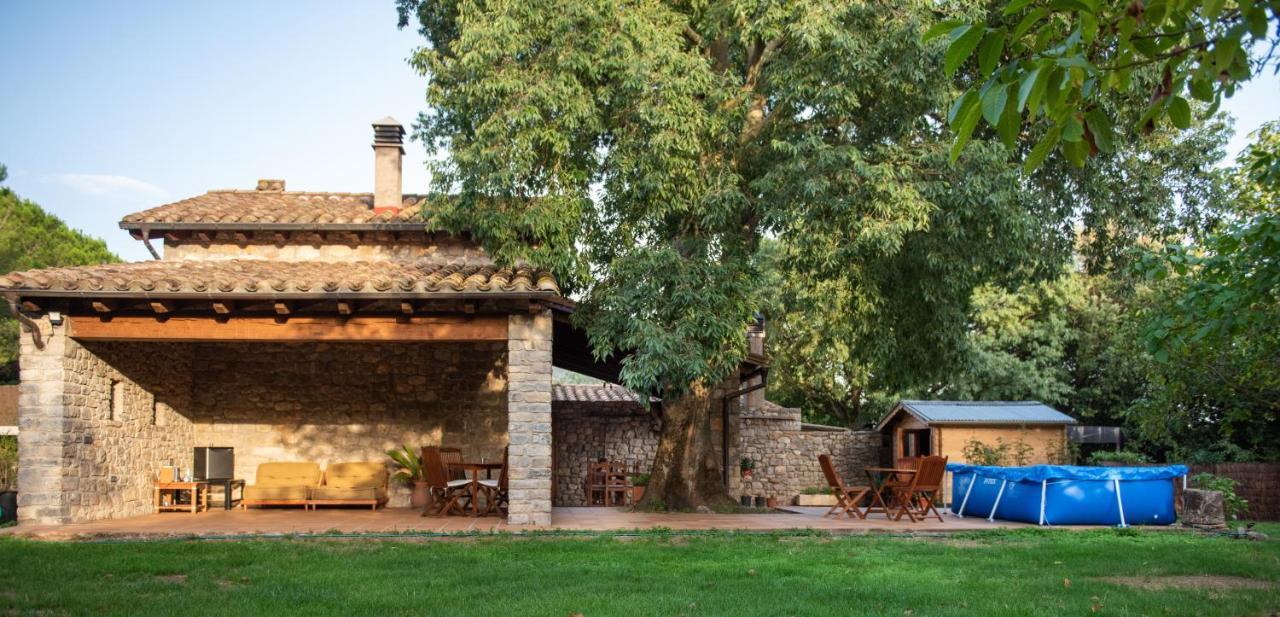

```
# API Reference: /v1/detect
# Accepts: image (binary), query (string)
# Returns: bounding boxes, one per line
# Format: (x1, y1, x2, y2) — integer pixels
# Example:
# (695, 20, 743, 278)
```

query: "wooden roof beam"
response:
(91, 300, 117, 314)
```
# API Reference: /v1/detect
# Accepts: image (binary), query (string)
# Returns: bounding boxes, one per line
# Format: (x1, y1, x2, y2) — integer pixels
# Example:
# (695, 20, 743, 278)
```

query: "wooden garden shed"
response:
(877, 400, 1077, 466)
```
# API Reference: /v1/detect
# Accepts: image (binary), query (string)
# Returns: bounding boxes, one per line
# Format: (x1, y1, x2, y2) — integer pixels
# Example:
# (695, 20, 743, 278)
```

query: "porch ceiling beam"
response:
(212, 301, 234, 315)
(67, 314, 509, 342)
(91, 300, 116, 314)
(273, 301, 292, 316)
(400, 301, 415, 315)
(336, 300, 354, 316)
(149, 300, 175, 314)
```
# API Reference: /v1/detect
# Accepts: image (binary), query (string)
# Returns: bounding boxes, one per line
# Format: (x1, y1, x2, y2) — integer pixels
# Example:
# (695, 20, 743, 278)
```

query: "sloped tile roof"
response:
(876, 400, 1077, 432)
(0, 259, 558, 298)
(119, 191, 429, 228)
(552, 384, 646, 405)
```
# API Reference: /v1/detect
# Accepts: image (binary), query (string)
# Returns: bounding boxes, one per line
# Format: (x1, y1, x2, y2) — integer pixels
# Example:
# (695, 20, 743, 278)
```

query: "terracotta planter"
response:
(409, 481, 430, 509)
(629, 486, 646, 506)
(766, 497, 779, 508)
(741, 470, 753, 480)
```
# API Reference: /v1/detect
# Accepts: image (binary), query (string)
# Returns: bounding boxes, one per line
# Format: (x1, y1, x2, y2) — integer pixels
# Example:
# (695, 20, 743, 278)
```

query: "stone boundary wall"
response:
(551, 401, 880, 506)
(553, 411, 659, 506)
(736, 416, 880, 501)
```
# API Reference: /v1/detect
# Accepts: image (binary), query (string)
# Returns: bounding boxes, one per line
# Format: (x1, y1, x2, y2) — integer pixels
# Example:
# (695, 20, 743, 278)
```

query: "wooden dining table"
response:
(863, 467, 916, 519)
(447, 461, 505, 517)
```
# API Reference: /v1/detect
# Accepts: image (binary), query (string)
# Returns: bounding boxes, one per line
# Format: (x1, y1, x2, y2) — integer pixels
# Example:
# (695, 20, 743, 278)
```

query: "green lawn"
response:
(1, 527, 1277, 616)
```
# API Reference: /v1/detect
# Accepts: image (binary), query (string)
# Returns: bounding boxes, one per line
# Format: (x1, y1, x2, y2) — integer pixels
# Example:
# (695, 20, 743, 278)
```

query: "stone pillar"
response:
(506, 310, 553, 525)
(15, 316, 70, 525)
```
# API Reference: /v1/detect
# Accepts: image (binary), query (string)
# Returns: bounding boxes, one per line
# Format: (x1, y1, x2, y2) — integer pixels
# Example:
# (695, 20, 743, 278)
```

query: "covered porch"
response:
(7, 263, 558, 527)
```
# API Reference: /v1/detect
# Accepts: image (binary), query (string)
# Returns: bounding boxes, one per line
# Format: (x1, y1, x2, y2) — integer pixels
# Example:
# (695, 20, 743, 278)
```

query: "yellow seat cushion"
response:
(255, 462, 322, 488)
(309, 486, 388, 502)
(323, 462, 388, 490)
(243, 485, 310, 502)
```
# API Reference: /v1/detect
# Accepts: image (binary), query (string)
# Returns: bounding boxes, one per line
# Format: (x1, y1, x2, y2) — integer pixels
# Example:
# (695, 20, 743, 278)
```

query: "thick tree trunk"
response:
(639, 381, 736, 510)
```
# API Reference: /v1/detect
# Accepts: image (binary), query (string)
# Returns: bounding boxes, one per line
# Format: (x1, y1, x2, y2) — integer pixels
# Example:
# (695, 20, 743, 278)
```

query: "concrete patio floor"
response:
(1, 506, 1032, 540)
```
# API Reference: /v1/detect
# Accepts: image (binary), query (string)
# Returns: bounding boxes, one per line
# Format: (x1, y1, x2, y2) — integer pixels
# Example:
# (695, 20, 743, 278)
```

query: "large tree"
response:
(394, 0, 1214, 506)
(0, 171, 118, 382)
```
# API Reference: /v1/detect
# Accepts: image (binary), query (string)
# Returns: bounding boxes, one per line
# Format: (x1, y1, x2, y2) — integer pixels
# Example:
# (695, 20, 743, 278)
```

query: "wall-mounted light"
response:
(48, 311, 63, 326)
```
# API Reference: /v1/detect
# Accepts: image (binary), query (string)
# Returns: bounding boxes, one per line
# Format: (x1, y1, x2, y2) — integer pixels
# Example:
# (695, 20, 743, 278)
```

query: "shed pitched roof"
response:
(552, 384, 646, 405)
(119, 191, 429, 231)
(0, 259, 558, 299)
(876, 400, 1077, 431)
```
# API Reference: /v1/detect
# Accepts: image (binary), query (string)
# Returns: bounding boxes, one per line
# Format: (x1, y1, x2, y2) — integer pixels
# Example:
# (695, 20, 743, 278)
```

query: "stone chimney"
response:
(371, 116, 405, 214)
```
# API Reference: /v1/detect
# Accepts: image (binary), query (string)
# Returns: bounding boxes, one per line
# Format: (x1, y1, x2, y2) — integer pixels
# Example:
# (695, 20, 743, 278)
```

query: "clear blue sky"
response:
(1, 2, 1277, 262)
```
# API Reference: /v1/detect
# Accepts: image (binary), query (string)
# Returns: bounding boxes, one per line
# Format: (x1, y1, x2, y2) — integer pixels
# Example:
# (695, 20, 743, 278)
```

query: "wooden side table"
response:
(156, 481, 209, 513)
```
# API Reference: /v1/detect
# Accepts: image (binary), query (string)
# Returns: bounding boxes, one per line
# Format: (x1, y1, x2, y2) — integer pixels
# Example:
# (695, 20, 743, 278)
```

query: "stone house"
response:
(2, 118, 878, 527)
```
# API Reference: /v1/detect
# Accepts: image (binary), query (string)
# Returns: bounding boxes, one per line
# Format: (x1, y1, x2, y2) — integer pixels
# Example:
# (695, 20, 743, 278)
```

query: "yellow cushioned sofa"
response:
(242, 462, 322, 508)
(308, 462, 389, 510)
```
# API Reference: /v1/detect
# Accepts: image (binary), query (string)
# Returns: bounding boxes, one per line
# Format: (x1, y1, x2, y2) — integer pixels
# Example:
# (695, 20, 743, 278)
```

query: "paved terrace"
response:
(1, 507, 1030, 540)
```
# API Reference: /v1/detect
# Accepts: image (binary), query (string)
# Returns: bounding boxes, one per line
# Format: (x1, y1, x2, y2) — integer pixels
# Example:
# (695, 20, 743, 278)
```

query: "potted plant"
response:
(795, 486, 838, 507)
(0, 436, 16, 525)
(386, 445, 429, 508)
(628, 473, 649, 506)
(740, 457, 755, 479)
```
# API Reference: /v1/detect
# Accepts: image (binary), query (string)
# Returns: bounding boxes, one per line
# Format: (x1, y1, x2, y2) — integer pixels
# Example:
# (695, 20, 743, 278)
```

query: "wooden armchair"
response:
(819, 454, 870, 519)
(479, 446, 509, 515)
(586, 462, 630, 506)
(889, 455, 947, 522)
(420, 446, 472, 516)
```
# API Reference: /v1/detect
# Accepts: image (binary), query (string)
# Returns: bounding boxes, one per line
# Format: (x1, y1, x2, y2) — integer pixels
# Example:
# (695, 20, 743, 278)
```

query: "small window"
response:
(109, 380, 125, 421)
(153, 400, 170, 427)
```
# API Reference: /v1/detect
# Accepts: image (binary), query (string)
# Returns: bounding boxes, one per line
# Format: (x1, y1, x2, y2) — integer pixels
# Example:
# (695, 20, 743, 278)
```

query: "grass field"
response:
(1, 526, 1277, 616)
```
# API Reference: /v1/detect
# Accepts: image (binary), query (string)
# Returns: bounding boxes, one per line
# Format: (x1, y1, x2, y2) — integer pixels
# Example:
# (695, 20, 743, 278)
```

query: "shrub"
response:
(800, 486, 831, 495)
(1191, 473, 1249, 520)
(629, 473, 650, 487)
(0, 436, 14, 491)
(1087, 450, 1151, 465)
(962, 435, 1035, 466)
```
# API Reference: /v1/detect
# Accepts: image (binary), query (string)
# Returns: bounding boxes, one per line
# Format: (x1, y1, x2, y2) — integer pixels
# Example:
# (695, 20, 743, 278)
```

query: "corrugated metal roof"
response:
(877, 400, 1077, 431)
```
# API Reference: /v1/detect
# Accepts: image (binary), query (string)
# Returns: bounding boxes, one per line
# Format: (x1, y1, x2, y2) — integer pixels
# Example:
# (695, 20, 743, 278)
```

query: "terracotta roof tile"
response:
(120, 191, 429, 228)
(552, 384, 646, 405)
(1, 259, 558, 298)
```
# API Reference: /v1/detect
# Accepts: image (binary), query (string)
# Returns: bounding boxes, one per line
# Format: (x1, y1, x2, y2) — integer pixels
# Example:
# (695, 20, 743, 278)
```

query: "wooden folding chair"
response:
(420, 446, 472, 516)
(479, 446, 508, 515)
(819, 454, 869, 519)
(889, 455, 947, 522)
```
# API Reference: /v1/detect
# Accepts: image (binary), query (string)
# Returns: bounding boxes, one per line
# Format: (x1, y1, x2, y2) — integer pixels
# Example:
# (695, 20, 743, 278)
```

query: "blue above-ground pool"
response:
(947, 464, 1188, 526)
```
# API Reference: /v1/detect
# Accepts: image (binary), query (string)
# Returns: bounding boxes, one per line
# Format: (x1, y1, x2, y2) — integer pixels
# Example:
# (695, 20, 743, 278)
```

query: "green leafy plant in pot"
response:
(387, 445, 429, 508)
(740, 457, 755, 479)
(628, 473, 649, 507)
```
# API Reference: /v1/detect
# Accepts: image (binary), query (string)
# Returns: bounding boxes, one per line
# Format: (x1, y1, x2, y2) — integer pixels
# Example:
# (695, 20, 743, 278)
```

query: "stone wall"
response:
(165, 231, 489, 263)
(550, 397, 880, 506)
(18, 319, 199, 525)
(736, 415, 881, 501)
(506, 311, 553, 525)
(553, 412, 659, 506)
(186, 341, 508, 507)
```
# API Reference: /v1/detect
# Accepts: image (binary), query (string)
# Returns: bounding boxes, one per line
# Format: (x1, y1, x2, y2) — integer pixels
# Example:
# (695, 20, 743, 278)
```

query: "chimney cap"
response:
(256, 179, 286, 192)
(372, 116, 405, 152)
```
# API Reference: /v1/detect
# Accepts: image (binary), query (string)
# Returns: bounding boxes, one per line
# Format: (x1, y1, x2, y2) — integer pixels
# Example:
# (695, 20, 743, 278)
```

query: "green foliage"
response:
(738, 457, 754, 473)
(934, 0, 1279, 169)
(799, 486, 830, 495)
(385, 445, 425, 485)
(628, 473, 650, 487)
(1086, 450, 1151, 465)
(961, 435, 1034, 466)
(1192, 472, 1249, 519)
(0, 179, 118, 382)
(1131, 124, 1280, 462)
(0, 436, 15, 491)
